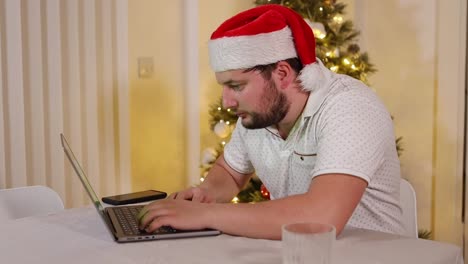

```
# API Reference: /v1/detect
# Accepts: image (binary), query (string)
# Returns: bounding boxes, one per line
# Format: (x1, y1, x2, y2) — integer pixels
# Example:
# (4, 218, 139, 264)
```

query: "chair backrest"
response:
(0, 185, 64, 221)
(399, 179, 418, 238)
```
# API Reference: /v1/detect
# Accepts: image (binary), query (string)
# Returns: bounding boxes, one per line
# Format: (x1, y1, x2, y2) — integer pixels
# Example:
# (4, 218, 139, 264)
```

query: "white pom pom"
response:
(299, 63, 326, 92)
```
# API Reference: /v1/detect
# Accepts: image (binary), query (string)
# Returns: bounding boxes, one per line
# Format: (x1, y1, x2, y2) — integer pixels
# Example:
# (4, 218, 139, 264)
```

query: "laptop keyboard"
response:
(113, 205, 176, 236)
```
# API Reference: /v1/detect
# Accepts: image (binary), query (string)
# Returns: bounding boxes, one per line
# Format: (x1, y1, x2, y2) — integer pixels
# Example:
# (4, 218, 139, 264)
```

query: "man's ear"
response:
(274, 61, 296, 89)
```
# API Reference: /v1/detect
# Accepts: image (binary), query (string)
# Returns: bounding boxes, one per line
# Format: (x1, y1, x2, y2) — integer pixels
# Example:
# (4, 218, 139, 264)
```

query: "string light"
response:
(351, 64, 357, 70)
(232, 197, 239, 203)
(200, 177, 205, 182)
(226, 121, 230, 125)
(217, 107, 221, 111)
(325, 49, 339, 58)
(221, 141, 226, 145)
(313, 29, 326, 39)
(330, 66, 339, 72)
(342, 58, 351, 65)
(319, 7, 323, 11)
(333, 15, 343, 24)
(227, 108, 231, 112)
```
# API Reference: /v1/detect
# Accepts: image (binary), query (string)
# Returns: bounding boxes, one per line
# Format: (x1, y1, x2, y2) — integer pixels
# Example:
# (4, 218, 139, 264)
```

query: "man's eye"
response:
(229, 85, 242, 91)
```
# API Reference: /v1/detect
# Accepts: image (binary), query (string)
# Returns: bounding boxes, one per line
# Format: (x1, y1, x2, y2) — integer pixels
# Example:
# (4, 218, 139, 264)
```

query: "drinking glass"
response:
(282, 222, 336, 264)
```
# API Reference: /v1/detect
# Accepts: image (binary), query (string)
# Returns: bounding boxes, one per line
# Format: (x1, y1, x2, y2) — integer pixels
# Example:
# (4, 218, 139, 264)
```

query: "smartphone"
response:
(102, 190, 167, 205)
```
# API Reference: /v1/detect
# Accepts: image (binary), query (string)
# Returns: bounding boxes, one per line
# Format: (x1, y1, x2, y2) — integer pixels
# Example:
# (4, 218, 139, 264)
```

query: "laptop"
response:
(60, 134, 221, 243)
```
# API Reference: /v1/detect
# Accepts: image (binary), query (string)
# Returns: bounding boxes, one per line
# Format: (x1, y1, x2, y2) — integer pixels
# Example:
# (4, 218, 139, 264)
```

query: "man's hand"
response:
(137, 199, 216, 232)
(168, 187, 216, 203)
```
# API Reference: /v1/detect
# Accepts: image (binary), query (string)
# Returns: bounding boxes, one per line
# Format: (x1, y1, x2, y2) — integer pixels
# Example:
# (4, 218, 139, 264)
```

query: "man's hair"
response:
(243, 58, 303, 80)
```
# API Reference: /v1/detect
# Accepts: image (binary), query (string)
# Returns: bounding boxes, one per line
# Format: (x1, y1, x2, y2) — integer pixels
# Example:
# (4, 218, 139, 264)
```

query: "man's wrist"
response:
(204, 202, 221, 229)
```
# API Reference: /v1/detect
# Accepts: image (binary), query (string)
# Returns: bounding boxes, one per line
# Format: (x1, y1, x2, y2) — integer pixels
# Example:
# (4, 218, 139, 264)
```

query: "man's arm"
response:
(139, 173, 367, 239)
(209, 173, 367, 239)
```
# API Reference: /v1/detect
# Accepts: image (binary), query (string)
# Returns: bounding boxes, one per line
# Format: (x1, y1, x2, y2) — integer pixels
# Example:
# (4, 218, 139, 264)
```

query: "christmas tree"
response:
(201, 0, 381, 203)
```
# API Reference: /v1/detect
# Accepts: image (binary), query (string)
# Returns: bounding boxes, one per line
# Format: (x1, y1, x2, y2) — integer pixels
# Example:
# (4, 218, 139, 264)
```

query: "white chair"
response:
(399, 179, 418, 238)
(0, 185, 64, 221)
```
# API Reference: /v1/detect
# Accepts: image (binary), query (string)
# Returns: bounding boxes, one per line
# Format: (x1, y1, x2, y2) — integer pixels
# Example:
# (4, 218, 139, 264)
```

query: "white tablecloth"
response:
(0, 207, 463, 264)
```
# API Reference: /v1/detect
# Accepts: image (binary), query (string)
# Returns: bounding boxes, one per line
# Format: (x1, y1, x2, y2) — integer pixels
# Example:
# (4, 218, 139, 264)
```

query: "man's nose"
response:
(222, 87, 238, 109)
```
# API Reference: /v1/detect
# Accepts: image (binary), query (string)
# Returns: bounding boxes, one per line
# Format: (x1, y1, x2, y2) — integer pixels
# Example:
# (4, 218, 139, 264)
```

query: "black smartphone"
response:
(102, 190, 167, 205)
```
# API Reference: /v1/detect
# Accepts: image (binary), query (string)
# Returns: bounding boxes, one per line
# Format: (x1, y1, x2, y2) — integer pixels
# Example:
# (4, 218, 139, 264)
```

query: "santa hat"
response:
(208, 4, 325, 92)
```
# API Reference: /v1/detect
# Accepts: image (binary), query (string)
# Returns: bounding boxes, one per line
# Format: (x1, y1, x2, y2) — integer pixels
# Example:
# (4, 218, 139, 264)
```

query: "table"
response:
(0, 207, 463, 264)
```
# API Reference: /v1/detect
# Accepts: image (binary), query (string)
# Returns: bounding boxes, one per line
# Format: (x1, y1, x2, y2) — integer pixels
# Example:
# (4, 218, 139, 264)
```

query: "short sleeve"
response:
(223, 119, 255, 174)
(311, 88, 394, 182)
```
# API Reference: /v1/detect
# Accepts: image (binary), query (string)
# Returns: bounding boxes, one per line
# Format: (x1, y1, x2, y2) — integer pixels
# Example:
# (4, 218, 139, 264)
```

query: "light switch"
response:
(138, 57, 154, 78)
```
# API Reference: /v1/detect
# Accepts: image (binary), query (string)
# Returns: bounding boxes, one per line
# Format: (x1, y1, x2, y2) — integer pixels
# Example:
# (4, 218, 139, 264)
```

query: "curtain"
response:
(0, 0, 130, 208)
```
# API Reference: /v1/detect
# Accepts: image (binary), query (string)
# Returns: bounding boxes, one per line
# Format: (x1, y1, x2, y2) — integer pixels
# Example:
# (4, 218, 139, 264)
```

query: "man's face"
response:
(215, 69, 290, 129)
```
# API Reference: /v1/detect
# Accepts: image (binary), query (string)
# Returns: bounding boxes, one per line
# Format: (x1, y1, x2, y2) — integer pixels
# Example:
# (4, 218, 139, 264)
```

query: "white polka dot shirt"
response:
(223, 64, 405, 235)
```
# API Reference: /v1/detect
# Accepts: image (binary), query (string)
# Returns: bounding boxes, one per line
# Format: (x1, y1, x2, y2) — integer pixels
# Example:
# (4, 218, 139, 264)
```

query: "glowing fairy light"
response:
(326, 49, 339, 58)
(330, 66, 339, 72)
(333, 15, 343, 24)
(343, 58, 351, 65)
(313, 29, 326, 39)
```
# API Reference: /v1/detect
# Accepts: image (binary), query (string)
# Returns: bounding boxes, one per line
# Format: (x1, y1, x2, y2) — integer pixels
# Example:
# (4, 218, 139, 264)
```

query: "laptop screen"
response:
(60, 134, 105, 214)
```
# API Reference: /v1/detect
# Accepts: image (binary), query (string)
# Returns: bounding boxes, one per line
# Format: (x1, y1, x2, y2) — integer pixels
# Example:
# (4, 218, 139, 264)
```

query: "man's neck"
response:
(276, 91, 310, 139)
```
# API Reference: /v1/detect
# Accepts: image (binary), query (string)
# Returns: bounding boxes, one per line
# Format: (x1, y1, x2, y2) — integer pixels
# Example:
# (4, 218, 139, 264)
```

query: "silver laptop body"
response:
(60, 134, 221, 243)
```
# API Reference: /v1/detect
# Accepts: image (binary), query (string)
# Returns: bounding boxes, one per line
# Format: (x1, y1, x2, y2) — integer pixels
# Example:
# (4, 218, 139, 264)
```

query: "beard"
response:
(241, 80, 290, 129)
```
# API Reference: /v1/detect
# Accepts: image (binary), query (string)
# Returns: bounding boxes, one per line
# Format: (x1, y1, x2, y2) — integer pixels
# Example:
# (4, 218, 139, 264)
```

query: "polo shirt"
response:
(223, 61, 405, 234)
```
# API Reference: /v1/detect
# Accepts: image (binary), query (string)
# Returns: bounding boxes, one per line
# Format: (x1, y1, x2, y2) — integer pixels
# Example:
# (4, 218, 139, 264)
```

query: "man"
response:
(138, 4, 404, 240)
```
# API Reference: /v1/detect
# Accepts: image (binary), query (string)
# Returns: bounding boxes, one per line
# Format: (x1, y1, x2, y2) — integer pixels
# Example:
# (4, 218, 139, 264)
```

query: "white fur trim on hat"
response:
(299, 60, 329, 92)
(208, 27, 297, 72)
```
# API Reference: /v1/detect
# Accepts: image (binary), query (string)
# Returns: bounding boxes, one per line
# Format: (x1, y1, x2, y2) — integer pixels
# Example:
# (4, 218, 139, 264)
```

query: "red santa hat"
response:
(208, 4, 324, 92)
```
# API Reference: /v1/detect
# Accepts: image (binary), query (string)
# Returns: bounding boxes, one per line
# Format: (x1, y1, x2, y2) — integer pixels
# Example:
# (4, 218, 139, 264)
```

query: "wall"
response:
(128, 0, 186, 193)
(128, 0, 255, 193)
